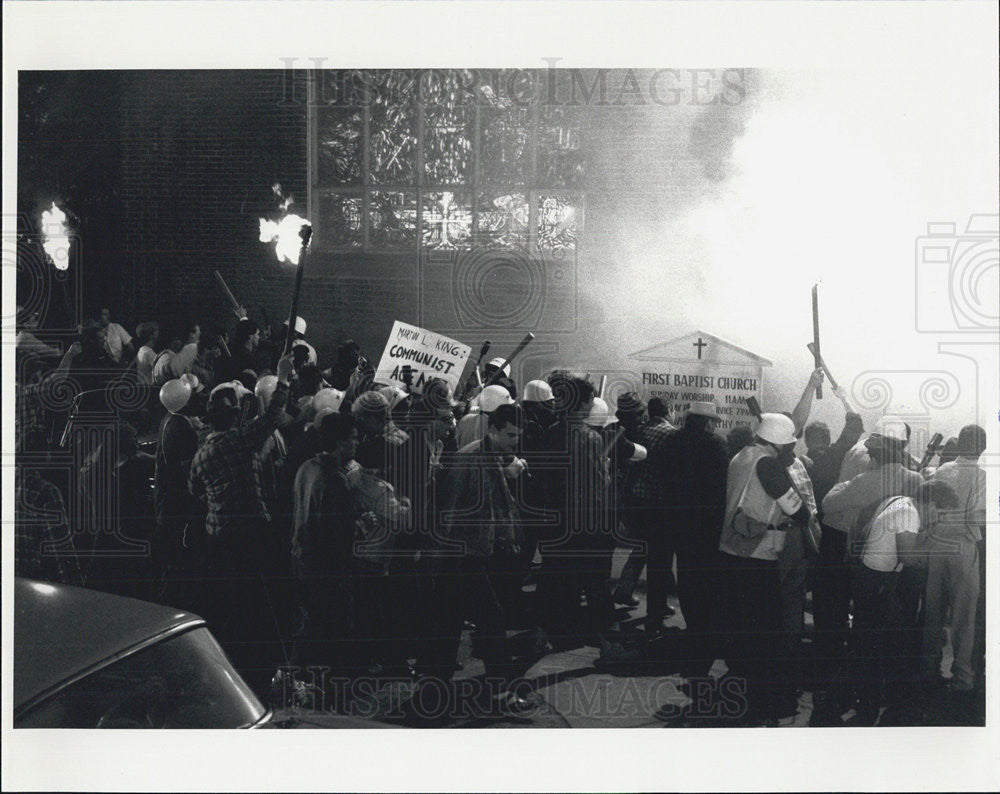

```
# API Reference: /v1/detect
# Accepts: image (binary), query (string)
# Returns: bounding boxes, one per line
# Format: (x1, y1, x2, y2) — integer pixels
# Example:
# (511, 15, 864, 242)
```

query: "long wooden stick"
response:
(811, 284, 823, 399)
(806, 342, 854, 412)
(214, 270, 243, 318)
(461, 340, 491, 399)
(283, 226, 313, 355)
(482, 333, 535, 390)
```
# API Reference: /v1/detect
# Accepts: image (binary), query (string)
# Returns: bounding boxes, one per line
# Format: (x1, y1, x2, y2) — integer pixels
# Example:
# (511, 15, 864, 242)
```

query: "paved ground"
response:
(273, 549, 981, 729)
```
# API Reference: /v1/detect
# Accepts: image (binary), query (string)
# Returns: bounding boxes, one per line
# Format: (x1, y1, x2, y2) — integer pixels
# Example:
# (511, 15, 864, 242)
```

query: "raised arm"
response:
(790, 368, 824, 436)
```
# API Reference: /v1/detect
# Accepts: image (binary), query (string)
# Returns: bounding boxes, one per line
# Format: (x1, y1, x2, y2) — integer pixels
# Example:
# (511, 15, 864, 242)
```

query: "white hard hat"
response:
(756, 413, 797, 446)
(283, 316, 307, 335)
(584, 397, 616, 428)
(487, 357, 511, 376)
(476, 384, 515, 413)
(159, 379, 192, 413)
(212, 380, 250, 401)
(255, 375, 279, 409)
(313, 387, 346, 415)
(523, 379, 554, 402)
(378, 385, 409, 411)
(313, 406, 337, 430)
(873, 415, 907, 442)
(179, 372, 202, 393)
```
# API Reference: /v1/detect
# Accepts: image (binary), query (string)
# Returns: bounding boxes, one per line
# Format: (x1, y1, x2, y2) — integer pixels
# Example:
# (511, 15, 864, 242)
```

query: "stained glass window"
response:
(536, 193, 581, 253)
(424, 105, 474, 184)
(538, 107, 585, 188)
(317, 106, 364, 185)
(369, 72, 418, 186)
(422, 191, 472, 249)
(368, 191, 417, 247)
(310, 69, 586, 252)
(317, 191, 363, 247)
(480, 105, 532, 186)
(475, 191, 529, 247)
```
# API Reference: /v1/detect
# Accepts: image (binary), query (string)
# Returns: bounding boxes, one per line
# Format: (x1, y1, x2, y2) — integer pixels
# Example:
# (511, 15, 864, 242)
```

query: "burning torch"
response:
(40, 202, 73, 322)
(259, 205, 312, 356)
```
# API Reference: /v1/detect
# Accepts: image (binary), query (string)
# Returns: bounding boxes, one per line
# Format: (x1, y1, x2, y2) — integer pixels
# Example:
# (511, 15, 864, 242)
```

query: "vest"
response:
(719, 444, 786, 561)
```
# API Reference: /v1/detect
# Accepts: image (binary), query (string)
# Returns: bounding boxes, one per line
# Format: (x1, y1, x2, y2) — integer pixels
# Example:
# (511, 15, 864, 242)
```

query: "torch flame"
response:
(259, 212, 311, 265)
(40, 202, 71, 270)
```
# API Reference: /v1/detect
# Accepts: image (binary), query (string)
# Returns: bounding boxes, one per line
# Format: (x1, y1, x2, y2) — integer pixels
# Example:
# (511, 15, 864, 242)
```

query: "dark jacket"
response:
(440, 435, 520, 559)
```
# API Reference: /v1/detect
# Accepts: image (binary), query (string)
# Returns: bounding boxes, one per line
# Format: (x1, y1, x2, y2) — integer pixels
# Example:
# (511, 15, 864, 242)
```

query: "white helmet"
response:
(255, 375, 279, 409)
(584, 396, 615, 428)
(212, 380, 250, 401)
(159, 379, 192, 413)
(523, 379, 554, 403)
(378, 385, 409, 411)
(476, 384, 515, 413)
(313, 386, 346, 415)
(487, 357, 511, 376)
(179, 372, 202, 393)
(756, 413, 797, 446)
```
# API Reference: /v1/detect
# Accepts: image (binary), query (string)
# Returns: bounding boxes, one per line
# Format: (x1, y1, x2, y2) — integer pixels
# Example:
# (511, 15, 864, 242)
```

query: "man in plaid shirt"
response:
(188, 357, 293, 538)
(16, 466, 83, 585)
(187, 354, 294, 695)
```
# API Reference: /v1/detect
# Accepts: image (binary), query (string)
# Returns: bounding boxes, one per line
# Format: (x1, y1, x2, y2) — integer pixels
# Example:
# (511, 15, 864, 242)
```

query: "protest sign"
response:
(375, 320, 472, 394)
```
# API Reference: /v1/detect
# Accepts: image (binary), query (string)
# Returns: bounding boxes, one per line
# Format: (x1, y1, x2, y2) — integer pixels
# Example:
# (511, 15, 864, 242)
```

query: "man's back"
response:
(628, 420, 674, 507)
(931, 458, 986, 541)
(822, 463, 923, 533)
(292, 454, 354, 569)
(660, 424, 729, 510)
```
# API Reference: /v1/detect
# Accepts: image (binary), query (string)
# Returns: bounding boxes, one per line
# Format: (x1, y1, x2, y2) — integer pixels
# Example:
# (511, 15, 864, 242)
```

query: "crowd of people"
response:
(14, 304, 988, 726)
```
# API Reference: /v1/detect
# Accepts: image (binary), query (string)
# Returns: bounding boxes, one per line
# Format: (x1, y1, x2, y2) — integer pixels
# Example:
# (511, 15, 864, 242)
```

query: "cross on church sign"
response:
(628, 330, 772, 431)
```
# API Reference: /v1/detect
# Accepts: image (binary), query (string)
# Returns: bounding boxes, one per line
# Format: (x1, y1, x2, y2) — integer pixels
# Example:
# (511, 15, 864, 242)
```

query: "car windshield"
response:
(17, 627, 267, 728)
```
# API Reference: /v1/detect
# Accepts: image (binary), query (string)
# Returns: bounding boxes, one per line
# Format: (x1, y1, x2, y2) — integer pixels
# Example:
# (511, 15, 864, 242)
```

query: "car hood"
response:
(14, 578, 203, 711)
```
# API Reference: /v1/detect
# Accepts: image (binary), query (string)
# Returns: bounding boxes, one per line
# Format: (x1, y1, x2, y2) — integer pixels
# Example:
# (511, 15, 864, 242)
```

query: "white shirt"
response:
(838, 439, 872, 483)
(930, 458, 986, 542)
(862, 497, 919, 572)
(103, 322, 133, 363)
(136, 345, 157, 385)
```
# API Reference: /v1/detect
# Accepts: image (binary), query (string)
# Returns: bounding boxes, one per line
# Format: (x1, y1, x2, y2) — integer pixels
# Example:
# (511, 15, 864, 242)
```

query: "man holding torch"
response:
(187, 352, 296, 697)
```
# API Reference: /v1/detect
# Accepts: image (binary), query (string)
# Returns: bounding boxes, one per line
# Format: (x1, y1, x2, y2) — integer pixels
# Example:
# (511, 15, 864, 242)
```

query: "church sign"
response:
(628, 330, 771, 431)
